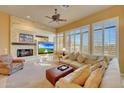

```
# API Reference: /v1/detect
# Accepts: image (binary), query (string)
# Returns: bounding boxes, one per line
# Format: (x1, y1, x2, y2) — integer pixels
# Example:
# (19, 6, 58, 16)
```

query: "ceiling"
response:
(0, 5, 112, 29)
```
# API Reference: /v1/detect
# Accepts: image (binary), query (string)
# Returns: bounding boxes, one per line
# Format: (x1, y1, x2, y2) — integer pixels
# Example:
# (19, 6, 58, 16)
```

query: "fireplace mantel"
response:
(12, 42, 36, 45)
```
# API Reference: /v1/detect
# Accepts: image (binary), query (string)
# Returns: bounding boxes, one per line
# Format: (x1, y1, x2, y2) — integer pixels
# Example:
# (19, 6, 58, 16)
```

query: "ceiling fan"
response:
(45, 9, 67, 23)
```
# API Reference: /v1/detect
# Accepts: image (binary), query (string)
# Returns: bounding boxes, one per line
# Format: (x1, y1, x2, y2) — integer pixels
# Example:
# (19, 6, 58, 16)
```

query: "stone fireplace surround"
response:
(10, 16, 55, 60)
(11, 44, 37, 58)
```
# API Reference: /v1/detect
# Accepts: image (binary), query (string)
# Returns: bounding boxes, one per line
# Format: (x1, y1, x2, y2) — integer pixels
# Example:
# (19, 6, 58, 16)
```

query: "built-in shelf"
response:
(11, 42, 36, 45)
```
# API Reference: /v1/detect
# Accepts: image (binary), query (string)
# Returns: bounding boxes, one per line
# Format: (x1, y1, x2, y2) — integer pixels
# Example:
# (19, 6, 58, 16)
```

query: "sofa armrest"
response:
(55, 78, 82, 88)
(0, 63, 8, 68)
(62, 55, 69, 60)
(12, 58, 25, 63)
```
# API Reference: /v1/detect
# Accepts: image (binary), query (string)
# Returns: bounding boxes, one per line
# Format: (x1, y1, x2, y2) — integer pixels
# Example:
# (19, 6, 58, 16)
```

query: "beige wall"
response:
(0, 12, 10, 55)
(56, 6, 124, 73)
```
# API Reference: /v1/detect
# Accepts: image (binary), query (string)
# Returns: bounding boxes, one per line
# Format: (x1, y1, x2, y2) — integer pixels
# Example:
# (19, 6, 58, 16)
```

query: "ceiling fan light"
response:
(62, 5, 70, 8)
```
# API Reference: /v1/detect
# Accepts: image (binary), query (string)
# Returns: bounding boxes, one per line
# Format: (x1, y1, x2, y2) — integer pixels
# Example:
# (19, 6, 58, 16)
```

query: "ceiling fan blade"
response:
(45, 16, 52, 19)
(58, 19, 67, 21)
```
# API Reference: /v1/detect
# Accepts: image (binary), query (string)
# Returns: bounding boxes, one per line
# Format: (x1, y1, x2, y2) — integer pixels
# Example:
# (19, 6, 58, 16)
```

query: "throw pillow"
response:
(69, 52, 75, 60)
(104, 56, 110, 65)
(71, 65, 91, 86)
(77, 54, 86, 63)
(100, 61, 108, 69)
(84, 66, 106, 88)
(90, 62, 102, 71)
(70, 52, 80, 61)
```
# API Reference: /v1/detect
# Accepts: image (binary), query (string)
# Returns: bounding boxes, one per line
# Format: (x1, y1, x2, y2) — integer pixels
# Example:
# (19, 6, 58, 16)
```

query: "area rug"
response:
(0, 60, 59, 88)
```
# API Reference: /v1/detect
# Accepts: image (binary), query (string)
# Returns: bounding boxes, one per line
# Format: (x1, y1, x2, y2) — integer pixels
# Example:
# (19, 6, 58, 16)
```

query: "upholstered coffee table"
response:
(46, 64, 74, 85)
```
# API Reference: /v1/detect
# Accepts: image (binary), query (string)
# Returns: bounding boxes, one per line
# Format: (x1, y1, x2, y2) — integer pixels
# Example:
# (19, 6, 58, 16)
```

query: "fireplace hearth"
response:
(17, 49, 33, 57)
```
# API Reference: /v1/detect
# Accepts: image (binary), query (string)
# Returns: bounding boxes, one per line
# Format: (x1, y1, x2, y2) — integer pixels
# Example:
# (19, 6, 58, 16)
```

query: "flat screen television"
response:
(38, 42, 54, 54)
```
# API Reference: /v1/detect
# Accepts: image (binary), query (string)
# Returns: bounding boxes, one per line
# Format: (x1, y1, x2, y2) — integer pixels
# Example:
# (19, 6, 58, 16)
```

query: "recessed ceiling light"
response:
(26, 16, 31, 19)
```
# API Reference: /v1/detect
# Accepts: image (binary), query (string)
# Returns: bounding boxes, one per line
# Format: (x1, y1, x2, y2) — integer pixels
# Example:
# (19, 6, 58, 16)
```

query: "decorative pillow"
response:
(71, 65, 91, 86)
(90, 62, 102, 71)
(100, 61, 108, 69)
(77, 54, 86, 63)
(84, 67, 106, 88)
(69, 52, 80, 61)
(103, 56, 111, 65)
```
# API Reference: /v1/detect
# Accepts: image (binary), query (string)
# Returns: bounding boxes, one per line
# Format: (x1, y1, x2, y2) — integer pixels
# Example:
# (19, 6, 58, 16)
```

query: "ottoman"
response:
(46, 64, 74, 85)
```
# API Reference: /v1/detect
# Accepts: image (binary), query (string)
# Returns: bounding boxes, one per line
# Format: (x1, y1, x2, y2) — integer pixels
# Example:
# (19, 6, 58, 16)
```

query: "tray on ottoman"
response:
(46, 64, 74, 85)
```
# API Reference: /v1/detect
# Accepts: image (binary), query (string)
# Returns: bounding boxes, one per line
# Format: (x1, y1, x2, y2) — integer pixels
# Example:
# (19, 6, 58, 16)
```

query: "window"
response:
(104, 20, 117, 56)
(65, 32, 70, 52)
(82, 26, 89, 54)
(92, 18, 118, 56)
(70, 33, 75, 52)
(93, 29, 103, 55)
(57, 33, 64, 51)
(65, 29, 80, 52)
(75, 29, 80, 52)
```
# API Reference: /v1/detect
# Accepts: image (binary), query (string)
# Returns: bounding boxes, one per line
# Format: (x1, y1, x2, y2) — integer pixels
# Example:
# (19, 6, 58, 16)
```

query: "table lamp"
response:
(62, 48, 66, 56)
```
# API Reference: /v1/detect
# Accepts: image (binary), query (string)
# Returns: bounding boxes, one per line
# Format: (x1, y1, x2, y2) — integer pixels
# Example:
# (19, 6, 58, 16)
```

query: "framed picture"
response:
(19, 33, 33, 42)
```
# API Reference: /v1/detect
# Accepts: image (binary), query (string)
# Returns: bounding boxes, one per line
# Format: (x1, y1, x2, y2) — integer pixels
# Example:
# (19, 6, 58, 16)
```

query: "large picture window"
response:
(93, 18, 118, 56)
(82, 26, 89, 54)
(57, 33, 64, 51)
(75, 29, 80, 52)
(59, 17, 118, 57)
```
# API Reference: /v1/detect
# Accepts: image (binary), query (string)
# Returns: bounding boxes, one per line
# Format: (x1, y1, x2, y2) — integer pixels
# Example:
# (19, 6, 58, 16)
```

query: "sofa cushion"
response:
(89, 55, 98, 60)
(77, 54, 86, 63)
(70, 61, 85, 69)
(84, 67, 105, 88)
(69, 52, 75, 60)
(61, 59, 72, 65)
(100, 58, 121, 88)
(85, 59, 98, 65)
(71, 65, 91, 86)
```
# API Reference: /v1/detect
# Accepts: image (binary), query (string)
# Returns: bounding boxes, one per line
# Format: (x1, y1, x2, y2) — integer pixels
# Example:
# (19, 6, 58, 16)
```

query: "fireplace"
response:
(17, 49, 33, 57)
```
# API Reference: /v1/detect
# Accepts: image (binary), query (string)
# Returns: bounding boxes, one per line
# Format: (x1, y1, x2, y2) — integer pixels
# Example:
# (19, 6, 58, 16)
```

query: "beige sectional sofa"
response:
(56, 52, 121, 88)
(60, 53, 100, 69)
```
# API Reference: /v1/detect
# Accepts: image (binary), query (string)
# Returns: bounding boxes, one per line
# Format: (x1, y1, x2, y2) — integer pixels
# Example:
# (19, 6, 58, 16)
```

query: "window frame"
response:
(92, 17, 118, 57)
(81, 25, 90, 54)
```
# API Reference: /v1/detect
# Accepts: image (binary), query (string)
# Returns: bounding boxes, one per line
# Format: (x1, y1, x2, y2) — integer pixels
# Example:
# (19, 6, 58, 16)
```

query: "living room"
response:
(0, 5, 124, 88)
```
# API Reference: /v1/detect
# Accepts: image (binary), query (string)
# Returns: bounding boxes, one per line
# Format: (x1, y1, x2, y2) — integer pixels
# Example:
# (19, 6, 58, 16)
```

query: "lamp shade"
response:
(62, 48, 66, 52)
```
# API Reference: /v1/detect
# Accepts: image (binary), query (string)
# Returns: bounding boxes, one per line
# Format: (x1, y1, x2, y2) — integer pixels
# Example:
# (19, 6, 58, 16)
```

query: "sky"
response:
(39, 42, 54, 49)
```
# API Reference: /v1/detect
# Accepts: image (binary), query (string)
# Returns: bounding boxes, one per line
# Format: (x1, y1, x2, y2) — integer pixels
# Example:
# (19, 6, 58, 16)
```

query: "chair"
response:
(0, 55, 25, 75)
